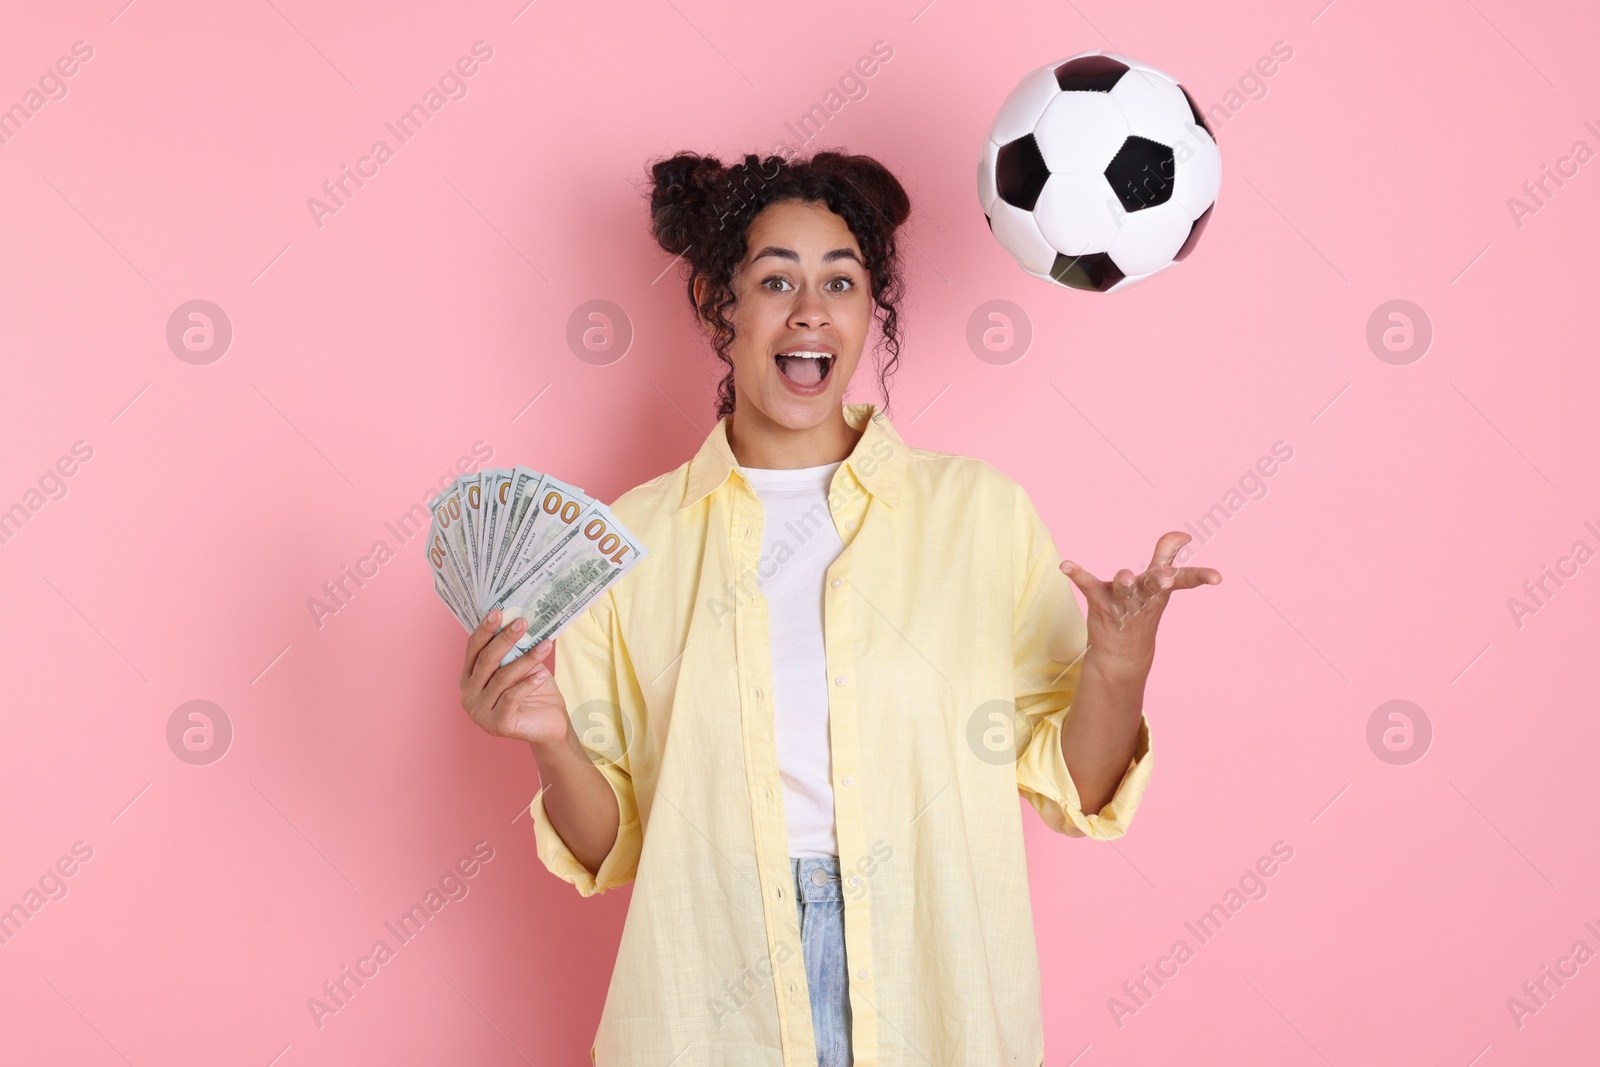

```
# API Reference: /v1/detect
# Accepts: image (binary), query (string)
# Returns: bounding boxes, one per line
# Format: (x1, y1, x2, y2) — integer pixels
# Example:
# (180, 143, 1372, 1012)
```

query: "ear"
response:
(692, 275, 723, 336)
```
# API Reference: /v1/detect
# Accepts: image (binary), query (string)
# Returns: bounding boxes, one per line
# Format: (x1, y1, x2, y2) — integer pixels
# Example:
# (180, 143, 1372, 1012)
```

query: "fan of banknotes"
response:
(427, 467, 647, 666)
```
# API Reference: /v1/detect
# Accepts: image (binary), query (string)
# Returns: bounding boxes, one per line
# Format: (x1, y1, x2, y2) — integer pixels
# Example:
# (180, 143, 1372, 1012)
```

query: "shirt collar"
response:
(679, 402, 909, 511)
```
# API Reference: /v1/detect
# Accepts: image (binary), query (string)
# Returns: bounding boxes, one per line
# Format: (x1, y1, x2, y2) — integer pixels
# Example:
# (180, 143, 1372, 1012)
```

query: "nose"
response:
(788, 283, 830, 329)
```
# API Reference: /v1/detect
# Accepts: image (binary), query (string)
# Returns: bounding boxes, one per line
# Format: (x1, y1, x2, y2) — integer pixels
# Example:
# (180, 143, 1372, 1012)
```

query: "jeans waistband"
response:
(791, 855, 843, 904)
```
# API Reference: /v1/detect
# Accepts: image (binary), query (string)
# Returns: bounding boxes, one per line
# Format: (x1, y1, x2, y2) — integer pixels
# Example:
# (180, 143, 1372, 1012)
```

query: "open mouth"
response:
(774, 349, 835, 389)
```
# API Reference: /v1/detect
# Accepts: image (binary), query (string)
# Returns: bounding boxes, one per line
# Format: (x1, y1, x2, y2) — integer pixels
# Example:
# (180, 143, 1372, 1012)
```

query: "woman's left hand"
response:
(1060, 531, 1222, 678)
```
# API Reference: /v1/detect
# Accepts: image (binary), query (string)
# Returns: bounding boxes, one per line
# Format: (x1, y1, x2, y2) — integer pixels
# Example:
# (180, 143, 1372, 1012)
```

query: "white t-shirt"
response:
(741, 461, 846, 859)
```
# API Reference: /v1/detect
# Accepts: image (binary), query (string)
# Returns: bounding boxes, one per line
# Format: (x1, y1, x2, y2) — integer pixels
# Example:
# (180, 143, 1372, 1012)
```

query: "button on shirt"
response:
(740, 459, 846, 859)
(530, 402, 1155, 1066)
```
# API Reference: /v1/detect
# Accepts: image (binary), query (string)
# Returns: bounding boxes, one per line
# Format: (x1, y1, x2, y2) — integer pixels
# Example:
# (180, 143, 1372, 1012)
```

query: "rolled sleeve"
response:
(1017, 707, 1153, 840)
(530, 769, 640, 897)
(1009, 482, 1155, 841)
(528, 589, 645, 896)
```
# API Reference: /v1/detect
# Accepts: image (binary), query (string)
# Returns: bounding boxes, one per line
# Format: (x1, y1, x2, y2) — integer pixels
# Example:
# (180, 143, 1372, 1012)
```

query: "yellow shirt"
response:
(531, 401, 1154, 1066)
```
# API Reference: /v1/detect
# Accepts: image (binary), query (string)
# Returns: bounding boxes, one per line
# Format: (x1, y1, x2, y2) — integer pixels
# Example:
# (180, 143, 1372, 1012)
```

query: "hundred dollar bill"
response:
(486, 465, 543, 597)
(434, 570, 476, 632)
(488, 501, 647, 665)
(460, 471, 487, 605)
(426, 484, 475, 609)
(492, 473, 591, 604)
(474, 468, 511, 598)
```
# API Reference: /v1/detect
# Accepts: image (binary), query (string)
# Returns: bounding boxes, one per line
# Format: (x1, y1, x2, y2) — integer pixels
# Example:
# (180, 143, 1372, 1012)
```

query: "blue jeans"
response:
(791, 856, 853, 1066)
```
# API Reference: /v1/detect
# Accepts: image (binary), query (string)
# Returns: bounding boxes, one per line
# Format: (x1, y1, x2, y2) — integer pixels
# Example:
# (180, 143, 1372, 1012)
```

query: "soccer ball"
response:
(978, 52, 1221, 292)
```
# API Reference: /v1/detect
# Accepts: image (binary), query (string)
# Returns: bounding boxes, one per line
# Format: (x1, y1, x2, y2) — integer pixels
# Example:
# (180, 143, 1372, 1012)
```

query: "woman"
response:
(457, 150, 1220, 1066)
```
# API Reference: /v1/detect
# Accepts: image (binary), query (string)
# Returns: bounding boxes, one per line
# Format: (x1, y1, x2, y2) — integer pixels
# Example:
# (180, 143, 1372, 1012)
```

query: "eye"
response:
(761, 275, 856, 293)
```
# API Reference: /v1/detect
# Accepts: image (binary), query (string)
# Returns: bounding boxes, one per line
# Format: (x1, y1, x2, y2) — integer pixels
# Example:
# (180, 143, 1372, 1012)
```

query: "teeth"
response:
(775, 349, 833, 386)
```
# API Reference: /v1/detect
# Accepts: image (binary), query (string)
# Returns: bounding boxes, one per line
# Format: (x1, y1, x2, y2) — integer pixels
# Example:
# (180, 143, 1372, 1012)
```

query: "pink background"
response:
(2, 0, 1597, 1063)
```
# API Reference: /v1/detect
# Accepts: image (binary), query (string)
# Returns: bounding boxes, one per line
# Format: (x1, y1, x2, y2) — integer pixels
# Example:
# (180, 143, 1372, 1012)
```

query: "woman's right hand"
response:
(458, 609, 570, 747)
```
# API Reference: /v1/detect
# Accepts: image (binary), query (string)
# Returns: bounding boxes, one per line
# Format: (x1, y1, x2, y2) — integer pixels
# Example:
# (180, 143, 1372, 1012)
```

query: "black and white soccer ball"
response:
(978, 52, 1221, 292)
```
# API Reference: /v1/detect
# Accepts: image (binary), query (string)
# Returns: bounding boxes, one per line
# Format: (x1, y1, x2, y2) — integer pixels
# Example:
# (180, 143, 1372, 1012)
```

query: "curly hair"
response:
(645, 149, 912, 420)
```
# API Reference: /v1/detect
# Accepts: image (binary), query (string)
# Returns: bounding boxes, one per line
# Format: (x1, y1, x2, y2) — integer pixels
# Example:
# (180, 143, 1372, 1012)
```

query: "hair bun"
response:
(812, 151, 912, 229)
(648, 152, 726, 256)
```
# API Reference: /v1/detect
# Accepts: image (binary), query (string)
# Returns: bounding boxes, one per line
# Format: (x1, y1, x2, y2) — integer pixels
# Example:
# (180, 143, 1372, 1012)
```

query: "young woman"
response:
(457, 150, 1220, 1066)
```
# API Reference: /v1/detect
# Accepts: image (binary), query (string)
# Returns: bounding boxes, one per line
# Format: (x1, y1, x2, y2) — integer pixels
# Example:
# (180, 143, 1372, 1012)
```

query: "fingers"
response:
(1060, 559, 1115, 614)
(1149, 534, 1221, 588)
(491, 668, 557, 729)
(521, 636, 557, 667)
(1112, 568, 1156, 625)
(460, 608, 504, 689)
(1062, 558, 1175, 627)
(1149, 530, 1192, 571)
(1058, 538, 1221, 645)
(1110, 566, 1135, 602)
(469, 614, 534, 693)
(1170, 566, 1223, 589)
(481, 640, 554, 709)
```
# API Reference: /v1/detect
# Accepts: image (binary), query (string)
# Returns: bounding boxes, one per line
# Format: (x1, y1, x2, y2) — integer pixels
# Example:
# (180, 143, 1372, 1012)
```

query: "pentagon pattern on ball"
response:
(995, 135, 1050, 211)
(977, 50, 1222, 293)
(1049, 252, 1124, 292)
(1105, 136, 1175, 212)
(1053, 53, 1128, 93)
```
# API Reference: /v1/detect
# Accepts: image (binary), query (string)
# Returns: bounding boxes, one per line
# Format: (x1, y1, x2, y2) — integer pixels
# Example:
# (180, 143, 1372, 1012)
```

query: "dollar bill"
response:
(460, 471, 487, 605)
(425, 466, 646, 662)
(434, 571, 475, 632)
(474, 468, 511, 599)
(486, 465, 543, 601)
(494, 473, 589, 601)
(426, 485, 474, 609)
(488, 501, 648, 665)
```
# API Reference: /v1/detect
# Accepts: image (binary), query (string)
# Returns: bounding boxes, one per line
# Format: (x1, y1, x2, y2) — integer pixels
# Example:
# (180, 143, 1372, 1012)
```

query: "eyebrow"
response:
(749, 245, 863, 267)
